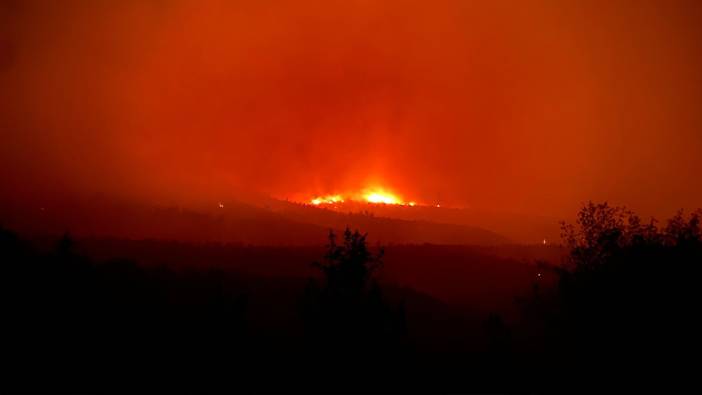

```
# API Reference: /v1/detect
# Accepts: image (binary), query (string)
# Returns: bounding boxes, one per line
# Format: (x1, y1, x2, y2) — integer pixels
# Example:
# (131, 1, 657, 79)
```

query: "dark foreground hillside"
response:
(65, 237, 558, 317)
(2, 228, 498, 391)
(2, 203, 700, 392)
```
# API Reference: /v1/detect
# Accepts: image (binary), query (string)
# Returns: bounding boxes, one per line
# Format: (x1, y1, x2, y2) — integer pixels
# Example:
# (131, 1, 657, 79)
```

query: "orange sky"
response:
(1, 0, 701, 218)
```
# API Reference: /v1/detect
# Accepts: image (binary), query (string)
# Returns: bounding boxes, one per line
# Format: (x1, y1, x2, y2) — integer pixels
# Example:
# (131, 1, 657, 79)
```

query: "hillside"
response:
(0, 196, 509, 245)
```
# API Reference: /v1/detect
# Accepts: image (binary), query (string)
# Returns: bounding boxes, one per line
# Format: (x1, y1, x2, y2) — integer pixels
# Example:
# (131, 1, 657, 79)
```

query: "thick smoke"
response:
(1, 0, 701, 217)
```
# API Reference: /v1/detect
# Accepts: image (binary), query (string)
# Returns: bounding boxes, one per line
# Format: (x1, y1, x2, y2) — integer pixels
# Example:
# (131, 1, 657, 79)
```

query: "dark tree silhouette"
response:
(302, 228, 405, 358)
(542, 202, 702, 374)
(314, 227, 384, 297)
(5, 202, 699, 391)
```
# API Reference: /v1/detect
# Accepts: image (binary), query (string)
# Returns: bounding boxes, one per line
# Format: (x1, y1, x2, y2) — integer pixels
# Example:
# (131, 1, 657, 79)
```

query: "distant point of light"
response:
(542, 238, 547, 245)
(436, 204, 441, 208)
(218, 202, 224, 208)
(408, 201, 416, 207)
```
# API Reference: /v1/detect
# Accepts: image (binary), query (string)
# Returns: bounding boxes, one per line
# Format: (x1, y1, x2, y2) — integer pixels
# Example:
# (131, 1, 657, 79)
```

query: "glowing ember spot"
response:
(408, 201, 416, 207)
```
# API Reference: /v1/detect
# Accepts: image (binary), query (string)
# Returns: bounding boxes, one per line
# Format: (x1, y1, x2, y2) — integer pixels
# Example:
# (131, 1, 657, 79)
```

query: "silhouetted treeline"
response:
(516, 202, 702, 385)
(1, 226, 414, 390)
(556, 203, 700, 352)
(3, 202, 700, 391)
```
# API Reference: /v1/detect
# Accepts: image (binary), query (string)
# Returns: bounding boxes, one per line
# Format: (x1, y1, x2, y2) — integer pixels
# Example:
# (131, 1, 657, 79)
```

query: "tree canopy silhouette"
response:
(314, 227, 384, 298)
(302, 228, 404, 357)
(545, 202, 701, 365)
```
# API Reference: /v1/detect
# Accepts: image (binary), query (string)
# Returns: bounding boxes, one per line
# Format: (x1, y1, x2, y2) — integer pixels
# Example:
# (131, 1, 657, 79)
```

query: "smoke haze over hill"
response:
(2, 0, 702, 219)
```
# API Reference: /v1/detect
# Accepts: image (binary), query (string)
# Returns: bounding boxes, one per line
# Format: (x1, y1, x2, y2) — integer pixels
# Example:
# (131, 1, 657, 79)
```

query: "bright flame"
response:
(310, 194, 344, 205)
(363, 191, 402, 205)
(307, 188, 414, 206)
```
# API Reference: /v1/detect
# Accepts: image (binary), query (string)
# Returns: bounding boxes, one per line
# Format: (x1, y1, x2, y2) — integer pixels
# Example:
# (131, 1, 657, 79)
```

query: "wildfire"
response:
(310, 194, 344, 205)
(364, 192, 401, 205)
(308, 188, 416, 206)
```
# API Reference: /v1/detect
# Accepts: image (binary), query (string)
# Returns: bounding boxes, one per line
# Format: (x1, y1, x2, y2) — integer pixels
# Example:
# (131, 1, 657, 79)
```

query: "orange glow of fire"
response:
(310, 194, 344, 205)
(308, 188, 417, 206)
(364, 191, 402, 205)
